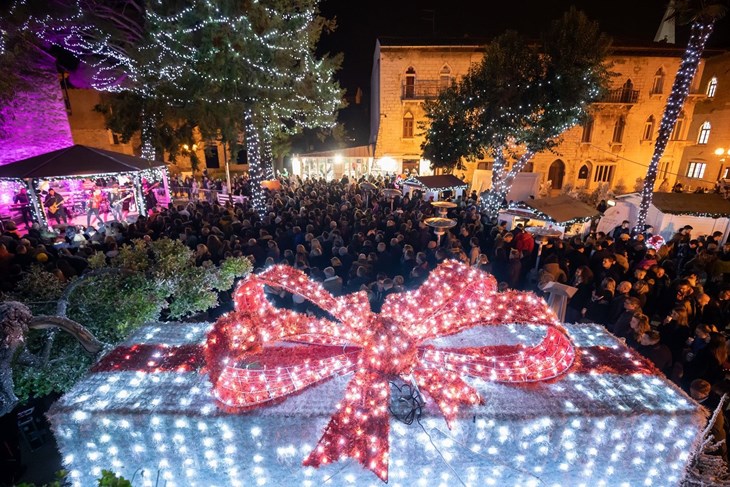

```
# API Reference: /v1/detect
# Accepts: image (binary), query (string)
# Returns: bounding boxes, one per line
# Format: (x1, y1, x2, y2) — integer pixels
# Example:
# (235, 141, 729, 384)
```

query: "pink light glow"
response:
(0, 69, 74, 165)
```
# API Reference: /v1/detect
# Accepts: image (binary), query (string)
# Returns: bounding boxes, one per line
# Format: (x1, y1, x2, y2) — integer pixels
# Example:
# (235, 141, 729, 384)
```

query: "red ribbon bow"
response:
(205, 260, 575, 482)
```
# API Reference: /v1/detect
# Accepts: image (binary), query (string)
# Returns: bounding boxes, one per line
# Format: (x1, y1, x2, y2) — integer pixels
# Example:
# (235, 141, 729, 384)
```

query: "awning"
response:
(403, 175, 468, 191)
(0, 144, 166, 179)
(651, 192, 730, 217)
(523, 195, 599, 224)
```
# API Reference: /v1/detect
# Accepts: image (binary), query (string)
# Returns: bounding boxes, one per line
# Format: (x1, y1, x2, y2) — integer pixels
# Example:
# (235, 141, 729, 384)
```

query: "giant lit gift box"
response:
(49, 262, 705, 487)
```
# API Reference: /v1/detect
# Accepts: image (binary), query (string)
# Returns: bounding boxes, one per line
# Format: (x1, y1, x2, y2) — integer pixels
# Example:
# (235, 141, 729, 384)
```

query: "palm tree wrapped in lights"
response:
(635, 0, 727, 235)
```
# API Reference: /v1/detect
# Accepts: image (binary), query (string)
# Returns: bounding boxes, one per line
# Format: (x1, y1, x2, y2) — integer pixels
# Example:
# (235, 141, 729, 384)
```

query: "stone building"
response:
(63, 88, 242, 177)
(64, 89, 136, 156)
(675, 52, 730, 191)
(369, 38, 710, 194)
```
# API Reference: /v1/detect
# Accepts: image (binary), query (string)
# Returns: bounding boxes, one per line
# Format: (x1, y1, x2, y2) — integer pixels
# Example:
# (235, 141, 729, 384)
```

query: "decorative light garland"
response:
(635, 20, 715, 234)
(205, 260, 576, 481)
(402, 176, 468, 194)
(505, 201, 593, 227)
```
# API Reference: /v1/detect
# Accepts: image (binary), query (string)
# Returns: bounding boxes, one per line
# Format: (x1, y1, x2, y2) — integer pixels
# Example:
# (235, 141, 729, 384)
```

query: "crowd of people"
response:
(2, 173, 730, 460)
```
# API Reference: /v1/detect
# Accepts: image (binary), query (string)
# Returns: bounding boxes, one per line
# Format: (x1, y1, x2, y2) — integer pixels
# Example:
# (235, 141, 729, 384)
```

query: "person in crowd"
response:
(625, 312, 650, 350)
(682, 333, 728, 392)
(566, 265, 594, 323)
(638, 330, 673, 376)
(689, 379, 727, 465)
(322, 266, 343, 296)
(660, 306, 692, 365)
(610, 296, 642, 339)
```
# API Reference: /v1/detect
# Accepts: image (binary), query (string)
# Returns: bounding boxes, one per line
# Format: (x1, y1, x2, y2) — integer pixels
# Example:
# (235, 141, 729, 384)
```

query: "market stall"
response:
(0, 144, 170, 229)
(400, 175, 468, 201)
(498, 195, 599, 237)
(597, 192, 730, 241)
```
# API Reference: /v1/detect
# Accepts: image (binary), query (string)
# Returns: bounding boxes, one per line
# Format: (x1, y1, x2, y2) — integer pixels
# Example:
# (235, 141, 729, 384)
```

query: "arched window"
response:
(402, 112, 414, 138)
(651, 68, 665, 94)
(671, 111, 686, 140)
(707, 77, 718, 97)
(612, 116, 626, 144)
(578, 164, 590, 180)
(404, 67, 416, 98)
(581, 116, 594, 143)
(548, 159, 565, 190)
(642, 115, 655, 141)
(439, 65, 452, 90)
(697, 121, 711, 145)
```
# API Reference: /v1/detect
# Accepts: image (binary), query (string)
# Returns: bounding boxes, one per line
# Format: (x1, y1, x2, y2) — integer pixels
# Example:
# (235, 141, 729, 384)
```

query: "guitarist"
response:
(108, 183, 132, 222)
(44, 188, 68, 226)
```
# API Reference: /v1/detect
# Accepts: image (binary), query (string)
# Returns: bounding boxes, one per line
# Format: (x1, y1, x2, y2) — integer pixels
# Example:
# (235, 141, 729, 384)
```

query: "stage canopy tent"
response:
(0, 144, 168, 228)
(0, 144, 165, 179)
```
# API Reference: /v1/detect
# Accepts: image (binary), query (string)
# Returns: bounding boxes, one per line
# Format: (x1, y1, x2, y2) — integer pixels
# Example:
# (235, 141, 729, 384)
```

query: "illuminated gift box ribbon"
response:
(204, 260, 576, 482)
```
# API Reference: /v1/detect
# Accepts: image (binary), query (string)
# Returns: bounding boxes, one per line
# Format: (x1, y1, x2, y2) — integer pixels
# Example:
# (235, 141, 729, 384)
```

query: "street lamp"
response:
(359, 181, 377, 207)
(431, 200, 457, 217)
(424, 217, 456, 246)
(381, 188, 402, 212)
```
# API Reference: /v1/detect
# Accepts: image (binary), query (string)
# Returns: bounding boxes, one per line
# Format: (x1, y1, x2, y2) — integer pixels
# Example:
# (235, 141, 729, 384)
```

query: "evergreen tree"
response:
(12, 0, 343, 215)
(421, 8, 611, 217)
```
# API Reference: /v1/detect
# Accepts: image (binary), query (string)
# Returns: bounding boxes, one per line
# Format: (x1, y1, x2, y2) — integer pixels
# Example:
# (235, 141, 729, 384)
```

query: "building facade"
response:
(65, 89, 136, 155)
(369, 39, 710, 194)
(676, 52, 730, 190)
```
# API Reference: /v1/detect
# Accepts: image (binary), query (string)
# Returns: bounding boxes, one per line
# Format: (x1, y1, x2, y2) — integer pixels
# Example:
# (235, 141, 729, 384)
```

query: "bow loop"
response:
(206, 261, 575, 482)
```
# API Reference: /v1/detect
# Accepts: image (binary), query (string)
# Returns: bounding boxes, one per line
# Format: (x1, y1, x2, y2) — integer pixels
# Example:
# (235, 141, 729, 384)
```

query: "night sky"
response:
(318, 0, 729, 96)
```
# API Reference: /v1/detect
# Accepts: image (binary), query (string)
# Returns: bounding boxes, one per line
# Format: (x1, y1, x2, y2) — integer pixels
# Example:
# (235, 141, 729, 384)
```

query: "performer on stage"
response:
(86, 187, 106, 228)
(44, 188, 68, 225)
(108, 183, 132, 223)
(143, 180, 159, 215)
(12, 187, 31, 226)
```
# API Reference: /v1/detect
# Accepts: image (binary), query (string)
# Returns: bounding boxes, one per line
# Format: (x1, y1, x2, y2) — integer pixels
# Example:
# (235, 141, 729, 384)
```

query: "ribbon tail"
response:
(419, 326, 576, 383)
(412, 368, 482, 429)
(303, 372, 391, 482)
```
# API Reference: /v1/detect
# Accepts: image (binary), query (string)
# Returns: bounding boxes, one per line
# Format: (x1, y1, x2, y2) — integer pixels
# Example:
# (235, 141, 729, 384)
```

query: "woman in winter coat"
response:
(566, 266, 594, 323)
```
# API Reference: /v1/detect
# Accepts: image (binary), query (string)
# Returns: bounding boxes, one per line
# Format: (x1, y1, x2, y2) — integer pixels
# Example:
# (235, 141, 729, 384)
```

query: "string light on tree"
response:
(635, 4, 723, 235)
(11, 0, 342, 204)
(421, 9, 611, 219)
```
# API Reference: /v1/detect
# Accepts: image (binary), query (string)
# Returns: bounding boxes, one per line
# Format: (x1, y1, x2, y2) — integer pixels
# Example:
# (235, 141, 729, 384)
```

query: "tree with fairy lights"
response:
(421, 8, 611, 218)
(634, 1, 727, 235)
(11, 0, 342, 215)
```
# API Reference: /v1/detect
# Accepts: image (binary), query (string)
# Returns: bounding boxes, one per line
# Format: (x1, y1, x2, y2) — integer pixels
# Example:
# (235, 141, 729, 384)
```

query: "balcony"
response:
(401, 80, 444, 100)
(597, 88, 639, 104)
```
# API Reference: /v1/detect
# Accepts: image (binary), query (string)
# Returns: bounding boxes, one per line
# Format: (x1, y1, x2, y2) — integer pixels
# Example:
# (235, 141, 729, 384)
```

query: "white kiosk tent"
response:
(598, 192, 730, 242)
(498, 195, 599, 237)
(401, 175, 468, 201)
(0, 144, 170, 229)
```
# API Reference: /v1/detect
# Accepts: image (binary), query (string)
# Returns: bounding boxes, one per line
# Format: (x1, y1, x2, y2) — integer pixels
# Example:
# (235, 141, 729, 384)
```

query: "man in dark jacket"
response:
(638, 331, 672, 376)
(610, 297, 642, 338)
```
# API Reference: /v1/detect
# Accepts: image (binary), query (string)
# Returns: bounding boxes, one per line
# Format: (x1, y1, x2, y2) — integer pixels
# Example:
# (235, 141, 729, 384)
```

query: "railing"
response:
(169, 186, 249, 206)
(401, 80, 444, 100)
(599, 88, 639, 104)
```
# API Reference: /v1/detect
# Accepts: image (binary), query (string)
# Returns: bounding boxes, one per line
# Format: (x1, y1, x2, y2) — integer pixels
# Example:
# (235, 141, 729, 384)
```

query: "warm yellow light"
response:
(378, 157, 397, 173)
(183, 144, 190, 151)
(715, 147, 726, 156)
(334, 154, 343, 164)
